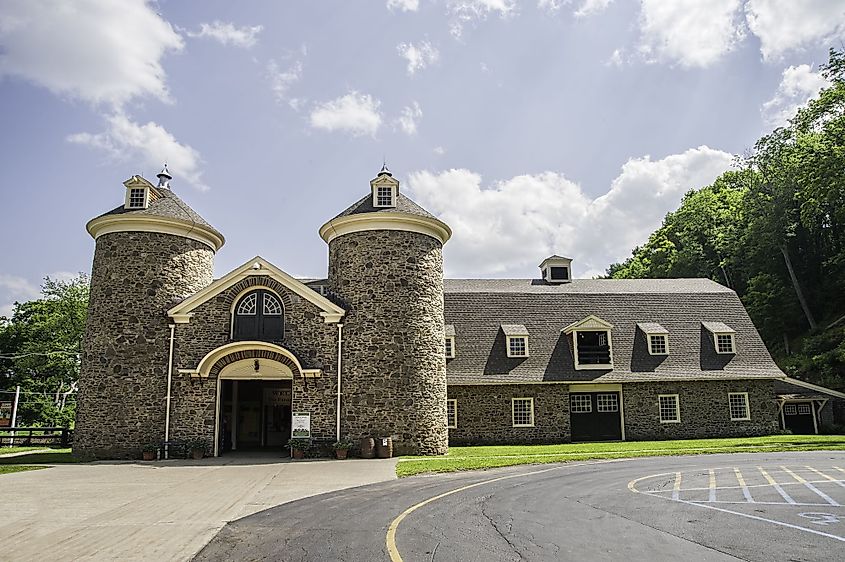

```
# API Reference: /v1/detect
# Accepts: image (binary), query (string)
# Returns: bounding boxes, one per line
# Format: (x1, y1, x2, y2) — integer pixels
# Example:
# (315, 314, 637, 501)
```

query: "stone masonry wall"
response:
(329, 229, 447, 455)
(623, 379, 778, 440)
(75, 231, 214, 459)
(170, 274, 339, 449)
(447, 384, 571, 445)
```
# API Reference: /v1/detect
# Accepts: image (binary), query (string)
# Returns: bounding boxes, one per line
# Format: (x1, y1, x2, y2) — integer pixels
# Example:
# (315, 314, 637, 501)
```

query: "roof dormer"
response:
(539, 255, 572, 284)
(123, 175, 155, 210)
(371, 164, 399, 208)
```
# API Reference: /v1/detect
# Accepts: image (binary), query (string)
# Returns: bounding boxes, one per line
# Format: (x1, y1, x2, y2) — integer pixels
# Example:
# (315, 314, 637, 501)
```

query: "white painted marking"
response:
(708, 468, 717, 503)
(689, 500, 831, 507)
(758, 466, 796, 505)
(781, 466, 841, 507)
(806, 466, 845, 490)
(799, 513, 842, 526)
(672, 471, 681, 500)
(673, 499, 845, 543)
(734, 468, 754, 503)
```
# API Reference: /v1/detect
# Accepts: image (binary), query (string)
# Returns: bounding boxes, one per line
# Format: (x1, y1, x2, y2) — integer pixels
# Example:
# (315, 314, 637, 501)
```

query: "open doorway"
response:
(219, 380, 292, 453)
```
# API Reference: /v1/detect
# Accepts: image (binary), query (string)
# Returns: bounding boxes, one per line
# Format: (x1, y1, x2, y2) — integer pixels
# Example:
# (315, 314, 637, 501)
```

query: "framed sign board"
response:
(291, 411, 311, 438)
(0, 401, 11, 427)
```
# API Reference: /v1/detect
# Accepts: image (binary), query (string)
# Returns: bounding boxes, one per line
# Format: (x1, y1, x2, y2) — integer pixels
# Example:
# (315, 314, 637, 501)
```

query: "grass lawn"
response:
(0, 446, 50, 455)
(396, 435, 845, 477)
(0, 448, 79, 465)
(0, 465, 47, 475)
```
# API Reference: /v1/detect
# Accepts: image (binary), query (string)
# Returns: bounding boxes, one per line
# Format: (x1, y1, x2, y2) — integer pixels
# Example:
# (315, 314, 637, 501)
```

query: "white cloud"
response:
(638, 0, 745, 68)
(397, 41, 439, 75)
(447, 0, 517, 38)
(537, 0, 566, 13)
(606, 48, 624, 67)
(0, 274, 40, 318)
(761, 64, 830, 129)
(396, 102, 423, 135)
(310, 92, 383, 136)
(574, 0, 613, 17)
(0, 0, 183, 108)
(186, 21, 263, 48)
(267, 59, 304, 108)
(68, 113, 208, 191)
(407, 146, 734, 277)
(434, 146, 447, 155)
(387, 0, 420, 11)
(745, 0, 845, 61)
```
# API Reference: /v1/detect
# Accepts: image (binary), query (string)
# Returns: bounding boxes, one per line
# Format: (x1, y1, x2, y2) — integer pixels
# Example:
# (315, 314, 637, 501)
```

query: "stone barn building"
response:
(75, 166, 821, 459)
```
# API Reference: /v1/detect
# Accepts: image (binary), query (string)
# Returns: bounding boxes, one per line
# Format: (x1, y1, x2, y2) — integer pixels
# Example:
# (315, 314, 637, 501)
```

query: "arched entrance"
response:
(205, 342, 304, 456)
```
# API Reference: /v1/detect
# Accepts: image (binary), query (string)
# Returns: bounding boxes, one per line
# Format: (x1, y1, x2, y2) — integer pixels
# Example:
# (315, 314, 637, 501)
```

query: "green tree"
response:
(0, 275, 89, 426)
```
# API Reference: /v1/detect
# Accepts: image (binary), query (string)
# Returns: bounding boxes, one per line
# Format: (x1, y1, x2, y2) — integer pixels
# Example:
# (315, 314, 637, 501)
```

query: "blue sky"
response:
(1, 0, 844, 316)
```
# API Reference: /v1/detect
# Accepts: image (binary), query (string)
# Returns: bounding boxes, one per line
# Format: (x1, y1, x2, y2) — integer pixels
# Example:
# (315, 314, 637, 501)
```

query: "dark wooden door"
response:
(570, 392, 622, 442)
(233, 290, 284, 342)
(783, 402, 816, 434)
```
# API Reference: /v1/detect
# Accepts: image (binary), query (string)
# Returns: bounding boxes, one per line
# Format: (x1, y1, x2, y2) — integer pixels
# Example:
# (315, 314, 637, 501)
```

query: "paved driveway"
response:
(0, 453, 397, 561)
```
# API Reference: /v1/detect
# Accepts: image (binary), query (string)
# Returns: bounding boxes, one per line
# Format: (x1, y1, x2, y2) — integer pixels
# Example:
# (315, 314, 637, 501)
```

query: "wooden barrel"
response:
(375, 436, 393, 458)
(360, 437, 375, 458)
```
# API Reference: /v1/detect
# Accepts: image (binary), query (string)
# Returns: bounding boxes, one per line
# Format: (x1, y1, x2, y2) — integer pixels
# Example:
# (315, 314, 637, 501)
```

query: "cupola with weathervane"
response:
(540, 255, 572, 284)
(371, 163, 399, 208)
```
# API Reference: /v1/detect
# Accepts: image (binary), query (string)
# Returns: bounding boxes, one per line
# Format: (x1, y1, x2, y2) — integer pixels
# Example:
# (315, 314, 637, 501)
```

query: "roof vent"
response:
(539, 255, 572, 284)
(157, 163, 172, 189)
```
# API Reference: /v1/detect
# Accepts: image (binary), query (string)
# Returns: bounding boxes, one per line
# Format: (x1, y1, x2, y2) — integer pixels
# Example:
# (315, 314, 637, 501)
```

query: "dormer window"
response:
(703, 322, 736, 354)
(502, 324, 529, 357)
(371, 165, 400, 208)
(564, 315, 614, 370)
(445, 324, 456, 358)
(123, 175, 153, 210)
(638, 323, 669, 355)
(539, 255, 573, 284)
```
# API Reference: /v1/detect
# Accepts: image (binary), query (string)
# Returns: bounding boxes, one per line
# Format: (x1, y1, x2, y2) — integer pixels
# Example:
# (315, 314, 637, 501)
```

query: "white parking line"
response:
(672, 471, 681, 500)
(806, 466, 845, 490)
(758, 466, 796, 504)
(734, 468, 754, 503)
(781, 466, 840, 507)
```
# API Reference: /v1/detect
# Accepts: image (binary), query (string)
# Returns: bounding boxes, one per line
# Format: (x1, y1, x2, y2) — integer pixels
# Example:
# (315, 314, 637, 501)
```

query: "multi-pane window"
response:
(508, 336, 527, 357)
(446, 399, 457, 428)
(783, 404, 797, 415)
(127, 188, 146, 208)
(797, 403, 811, 415)
(659, 394, 680, 423)
(728, 393, 750, 420)
(649, 334, 668, 355)
(512, 397, 534, 427)
(376, 186, 394, 206)
(236, 293, 257, 315)
(263, 294, 283, 315)
(716, 334, 735, 354)
(570, 394, 592, 413)
(596, 393, 618, 413)
(445, 337, 455, 358)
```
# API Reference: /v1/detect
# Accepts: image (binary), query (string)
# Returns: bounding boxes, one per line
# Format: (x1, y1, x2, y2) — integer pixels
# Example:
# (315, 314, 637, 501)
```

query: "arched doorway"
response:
(232, 289, 284, 341)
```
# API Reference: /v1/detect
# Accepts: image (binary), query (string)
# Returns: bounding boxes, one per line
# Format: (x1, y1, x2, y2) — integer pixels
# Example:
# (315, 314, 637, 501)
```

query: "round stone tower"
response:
(75, 167, 224, 459)
(320, 166, 452, 455)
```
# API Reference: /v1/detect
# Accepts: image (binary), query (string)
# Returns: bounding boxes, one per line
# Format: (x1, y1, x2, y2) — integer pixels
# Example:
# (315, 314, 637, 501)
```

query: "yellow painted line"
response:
(733, 468, 754, 503)
(758, 466, 796, 504)
(780, 466, 806, 483)
(708, 469, 717, 502)
(834, 466, 845, 475)
(672, 472, 682, 500)
(386, 465, 562, 562)
(806, 466, 845, 489)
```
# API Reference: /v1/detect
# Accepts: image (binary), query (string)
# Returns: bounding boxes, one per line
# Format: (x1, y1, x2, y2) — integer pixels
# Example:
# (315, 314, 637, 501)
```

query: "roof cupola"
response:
(157, 163, 172, 189)
(540, 255, 572, 284)
(371, 164, 399, 208)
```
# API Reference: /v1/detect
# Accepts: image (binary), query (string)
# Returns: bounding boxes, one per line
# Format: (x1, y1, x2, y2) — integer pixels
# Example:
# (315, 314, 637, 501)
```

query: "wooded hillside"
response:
(609, 49, 845, 391)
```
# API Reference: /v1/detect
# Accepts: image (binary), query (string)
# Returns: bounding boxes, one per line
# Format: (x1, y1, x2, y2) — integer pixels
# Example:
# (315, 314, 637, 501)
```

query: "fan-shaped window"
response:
(233, 290, 284, 342)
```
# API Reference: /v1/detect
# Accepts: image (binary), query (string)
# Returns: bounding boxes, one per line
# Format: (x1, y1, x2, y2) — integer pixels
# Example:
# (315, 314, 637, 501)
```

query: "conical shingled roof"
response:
(329, 192, 438, 221)
(97, 187, 221, 237)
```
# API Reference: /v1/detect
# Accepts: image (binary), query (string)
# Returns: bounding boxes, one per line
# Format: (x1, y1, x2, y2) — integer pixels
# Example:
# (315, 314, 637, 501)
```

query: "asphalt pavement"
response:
(194, 450, 845, 561)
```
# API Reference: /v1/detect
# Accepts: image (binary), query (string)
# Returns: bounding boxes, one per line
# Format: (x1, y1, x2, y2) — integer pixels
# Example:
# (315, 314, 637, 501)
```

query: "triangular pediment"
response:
(123, 175, 155, 190)
(370, 174, 399, 188)
(167, 256, 345, 324)
(562, 314, 614, 334)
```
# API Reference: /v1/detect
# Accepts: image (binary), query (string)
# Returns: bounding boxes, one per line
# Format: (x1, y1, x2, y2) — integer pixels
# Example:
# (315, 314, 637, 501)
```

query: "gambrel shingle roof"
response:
(443, 278, 785, 384)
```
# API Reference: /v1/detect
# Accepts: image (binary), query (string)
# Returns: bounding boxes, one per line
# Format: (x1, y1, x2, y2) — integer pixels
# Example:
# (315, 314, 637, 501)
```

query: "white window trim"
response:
(229, 286, 285, 339)
(506, 335, 529, 358)
(658, 394, 680, 423)
(372, 185, 397, 208)
(714, 332, 735, 354)
(572, 329, 613, 370)
(512, 397, 535, 427)
(124, 186, 150, 210)
(446, 399, 457, 429)
(445, 336, 456, 358)
(728, 392, 750, 421)
(647, 333, 669, 356)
